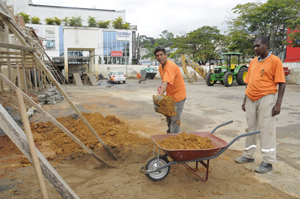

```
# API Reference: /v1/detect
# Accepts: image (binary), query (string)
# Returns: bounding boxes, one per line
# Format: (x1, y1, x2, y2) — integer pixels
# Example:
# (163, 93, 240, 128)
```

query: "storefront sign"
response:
(116, 31, 131, 41)
(111, 51, 123, 57)
(45, 27, 55, 38)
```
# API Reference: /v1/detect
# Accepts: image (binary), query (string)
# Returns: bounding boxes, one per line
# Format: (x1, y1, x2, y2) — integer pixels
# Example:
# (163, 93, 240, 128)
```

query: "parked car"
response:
(107, 71, 126, 84)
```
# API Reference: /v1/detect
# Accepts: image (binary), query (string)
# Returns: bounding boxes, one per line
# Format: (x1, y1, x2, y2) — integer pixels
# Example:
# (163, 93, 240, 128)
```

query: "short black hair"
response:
(255, 35, 268, 45)
(154, 45, 166, 55)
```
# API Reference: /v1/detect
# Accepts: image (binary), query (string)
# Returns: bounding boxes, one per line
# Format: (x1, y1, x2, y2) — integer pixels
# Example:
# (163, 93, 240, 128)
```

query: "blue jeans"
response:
(167, 98, 186, 134)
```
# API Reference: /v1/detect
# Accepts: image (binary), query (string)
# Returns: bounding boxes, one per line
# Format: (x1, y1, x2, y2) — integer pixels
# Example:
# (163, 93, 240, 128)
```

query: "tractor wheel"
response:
(237, 67, 248, 85)
(224, 72, 234, 87)
(205, 72, 216, 86)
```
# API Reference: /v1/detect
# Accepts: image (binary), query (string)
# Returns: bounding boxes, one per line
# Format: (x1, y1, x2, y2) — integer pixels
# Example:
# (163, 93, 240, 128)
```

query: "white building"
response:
(5, 0, 138, 81)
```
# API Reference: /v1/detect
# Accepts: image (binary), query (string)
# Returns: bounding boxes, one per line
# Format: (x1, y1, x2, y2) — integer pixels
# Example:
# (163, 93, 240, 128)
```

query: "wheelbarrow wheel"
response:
(145, 155, 170, 181)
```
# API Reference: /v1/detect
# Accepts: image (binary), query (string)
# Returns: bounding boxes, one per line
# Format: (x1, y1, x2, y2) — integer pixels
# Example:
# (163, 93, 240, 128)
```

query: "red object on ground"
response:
(283, 67, 291, 76)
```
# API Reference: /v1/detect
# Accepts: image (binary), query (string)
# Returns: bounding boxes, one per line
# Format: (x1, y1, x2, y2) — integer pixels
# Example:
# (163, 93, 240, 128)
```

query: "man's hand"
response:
(272, 104, 281, 116)
(241, 102, 246, 112)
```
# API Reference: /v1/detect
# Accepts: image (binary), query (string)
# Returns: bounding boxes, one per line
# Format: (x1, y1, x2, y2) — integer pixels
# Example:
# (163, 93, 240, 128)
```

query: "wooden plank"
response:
(0, 73, 113, 167)
(4, 24, 12, 93)
(38, 70, 42, 91)
(0, 104, 80, 199)
(0, 9, 11, 19)
(22, 55, 27, 94)
(73, 73, 83, 87)
(16, 63, 20, 88)
(0, 51, 31, 55)
(87, 73, 98, 86)
(0, 65, 3, 91)
(0, 56, 33, 59)
(0, 42, 35, 52)
(15, 89, 49, 199)
(0, 61, 36, 64)
(34, 66, 37, 94)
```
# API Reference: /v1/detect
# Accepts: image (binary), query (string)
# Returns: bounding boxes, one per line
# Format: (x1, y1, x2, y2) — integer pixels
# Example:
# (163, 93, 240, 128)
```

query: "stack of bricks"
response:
(38, 86, 64, 105)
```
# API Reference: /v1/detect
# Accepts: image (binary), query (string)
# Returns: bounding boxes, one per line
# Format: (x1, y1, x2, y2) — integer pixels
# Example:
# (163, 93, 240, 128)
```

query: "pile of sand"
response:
(156, 132, 214, 150)
(29, 112, 151, 161)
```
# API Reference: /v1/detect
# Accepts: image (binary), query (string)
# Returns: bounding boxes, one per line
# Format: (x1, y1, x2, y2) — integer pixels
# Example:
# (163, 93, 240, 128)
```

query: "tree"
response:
(88, 16, 97, 27)
(62, 17, 70, 26)
(225, 30, 256, 59)
(97, 20, 110, 28)
(287, 18, 300, 48)
(45, 17, 55, 25)
(141, 44, 158, 64)
(227, 0, 300, 56)
(170, 26, 224, 65)
(18, 12, 30, 23)
(112, 17, 129, 29)
(31, 16, 40, 24)
(69, 16, 83, 27)
(54, 17, 62, 25)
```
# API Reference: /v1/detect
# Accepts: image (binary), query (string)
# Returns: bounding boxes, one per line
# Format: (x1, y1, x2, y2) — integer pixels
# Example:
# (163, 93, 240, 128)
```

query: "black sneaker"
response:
(235, 156, 255, 164)
(255, 162, 273, 173)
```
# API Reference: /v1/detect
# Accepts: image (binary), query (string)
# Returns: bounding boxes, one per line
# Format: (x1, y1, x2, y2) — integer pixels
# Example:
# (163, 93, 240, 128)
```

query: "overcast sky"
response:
(33, 0, 265, 38)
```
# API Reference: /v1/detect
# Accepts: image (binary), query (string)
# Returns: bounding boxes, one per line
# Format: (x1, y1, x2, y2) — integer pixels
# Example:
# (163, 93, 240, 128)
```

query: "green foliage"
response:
(54, 17, 62, 25)
(112, 17, 129, 29)
(30, 16, 40, 24)
(98, 56, 102, 64)
(97, 20, 110, 28)
(287, 18, 300, 48)
(225, 30, 256, 59)
(141, 45, 158, 62)
(171, 26, 224, 65)
(88, 16, 97, 27)
(45, 17, 55, 25)
(227, 0, 300, 55)
(69, 16, 83, 27)
(18, 12, 30, 23)
(62, 17, 70, 26)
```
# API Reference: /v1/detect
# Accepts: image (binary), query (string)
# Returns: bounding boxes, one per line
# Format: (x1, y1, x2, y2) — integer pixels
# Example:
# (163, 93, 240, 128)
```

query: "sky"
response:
(33, 0, 265, 38)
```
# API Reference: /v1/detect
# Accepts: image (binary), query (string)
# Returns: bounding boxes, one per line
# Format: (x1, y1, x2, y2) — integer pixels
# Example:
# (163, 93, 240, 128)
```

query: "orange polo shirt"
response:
(159, 60, 186, 102)
(245, 54, 286, 101)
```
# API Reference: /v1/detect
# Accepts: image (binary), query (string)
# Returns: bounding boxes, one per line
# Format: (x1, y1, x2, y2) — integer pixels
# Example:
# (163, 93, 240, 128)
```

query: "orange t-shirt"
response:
(159, 60, 186, 102)
(245, 54, 286, 101)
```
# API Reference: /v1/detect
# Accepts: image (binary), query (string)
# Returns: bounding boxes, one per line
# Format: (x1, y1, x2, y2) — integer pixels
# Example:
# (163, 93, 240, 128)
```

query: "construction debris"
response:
(37, 86, 64, 105)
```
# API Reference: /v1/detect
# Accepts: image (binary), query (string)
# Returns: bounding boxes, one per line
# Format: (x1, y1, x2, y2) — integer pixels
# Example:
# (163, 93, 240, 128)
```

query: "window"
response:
(103, 31, 130, 65)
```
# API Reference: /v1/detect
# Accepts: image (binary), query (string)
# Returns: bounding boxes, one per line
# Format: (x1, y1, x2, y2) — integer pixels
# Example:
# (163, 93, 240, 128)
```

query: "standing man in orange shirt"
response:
(154, 46, 186, 134)
(235, 36, 286, 173)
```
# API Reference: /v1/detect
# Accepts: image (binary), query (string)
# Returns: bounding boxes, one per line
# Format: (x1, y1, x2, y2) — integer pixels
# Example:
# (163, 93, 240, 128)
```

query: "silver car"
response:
(107, 71, 126, 84)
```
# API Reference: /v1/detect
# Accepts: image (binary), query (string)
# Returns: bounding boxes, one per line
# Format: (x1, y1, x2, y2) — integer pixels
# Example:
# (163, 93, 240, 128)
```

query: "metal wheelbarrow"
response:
(139, 120, 260, 182)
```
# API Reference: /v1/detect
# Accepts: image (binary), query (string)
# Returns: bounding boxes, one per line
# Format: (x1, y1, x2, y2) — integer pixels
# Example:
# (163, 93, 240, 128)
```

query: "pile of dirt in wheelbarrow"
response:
(156, 132, 214, 149)
(153, 95, 177, 117)
(29, 112, 152, 161)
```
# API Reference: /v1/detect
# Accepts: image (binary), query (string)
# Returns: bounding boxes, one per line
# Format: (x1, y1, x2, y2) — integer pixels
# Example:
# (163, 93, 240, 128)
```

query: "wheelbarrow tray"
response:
(151, 132, 228, 161)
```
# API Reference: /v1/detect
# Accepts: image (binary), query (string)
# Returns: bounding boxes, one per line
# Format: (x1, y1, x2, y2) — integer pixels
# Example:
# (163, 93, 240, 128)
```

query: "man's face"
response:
(155, 51, 168, 65)
(253, 40, 268, 56)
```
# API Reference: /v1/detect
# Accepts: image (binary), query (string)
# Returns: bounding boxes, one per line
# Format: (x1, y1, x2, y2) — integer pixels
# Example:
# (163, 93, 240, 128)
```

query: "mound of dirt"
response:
(156, 132, 214, 149)
(29, 112, 151, 161)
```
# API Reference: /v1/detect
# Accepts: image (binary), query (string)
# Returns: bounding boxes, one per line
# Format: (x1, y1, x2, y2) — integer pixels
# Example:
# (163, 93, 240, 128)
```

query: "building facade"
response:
(6, 0, 137, 80)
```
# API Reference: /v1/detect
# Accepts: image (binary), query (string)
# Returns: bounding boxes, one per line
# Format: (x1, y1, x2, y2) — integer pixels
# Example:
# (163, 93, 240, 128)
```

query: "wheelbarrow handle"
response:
(211, 120, 233, 134)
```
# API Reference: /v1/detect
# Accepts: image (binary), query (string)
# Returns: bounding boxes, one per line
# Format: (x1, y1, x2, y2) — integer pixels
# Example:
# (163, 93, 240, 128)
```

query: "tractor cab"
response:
(208, 57, 227, 72)
(206, 52, 248, 87)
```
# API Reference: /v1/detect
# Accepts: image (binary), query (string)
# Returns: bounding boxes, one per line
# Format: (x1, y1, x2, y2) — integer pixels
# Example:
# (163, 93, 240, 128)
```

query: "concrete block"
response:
(38, 95, 46, 98)
(45, 92, 53, 97)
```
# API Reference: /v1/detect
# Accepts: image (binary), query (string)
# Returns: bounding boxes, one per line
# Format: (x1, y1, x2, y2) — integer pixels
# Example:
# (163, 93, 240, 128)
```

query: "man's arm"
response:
(241, 85, 247, 112)
(272, 83, 286, 116)
(157, 81, 168, 96)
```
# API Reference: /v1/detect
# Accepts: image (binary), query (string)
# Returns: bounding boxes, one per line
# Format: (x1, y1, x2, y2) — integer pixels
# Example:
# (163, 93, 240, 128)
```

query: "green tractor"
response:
(205, 52, 248, 87)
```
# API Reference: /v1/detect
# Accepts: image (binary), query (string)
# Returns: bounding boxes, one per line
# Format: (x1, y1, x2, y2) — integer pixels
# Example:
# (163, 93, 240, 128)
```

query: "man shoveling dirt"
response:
(154, 45, 186, 134)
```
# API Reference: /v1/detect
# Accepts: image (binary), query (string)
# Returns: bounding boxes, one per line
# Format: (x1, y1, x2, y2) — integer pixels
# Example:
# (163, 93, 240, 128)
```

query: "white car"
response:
(107, 71, 126, 84)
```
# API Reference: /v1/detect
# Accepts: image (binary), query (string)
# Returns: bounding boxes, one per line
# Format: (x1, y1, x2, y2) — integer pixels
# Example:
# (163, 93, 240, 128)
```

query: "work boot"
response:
(235, 156, 254, 164)
(255, 162, 273, 173)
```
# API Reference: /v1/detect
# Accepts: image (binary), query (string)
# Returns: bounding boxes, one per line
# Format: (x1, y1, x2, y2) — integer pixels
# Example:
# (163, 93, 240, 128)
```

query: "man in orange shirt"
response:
(235, 36, 286, 173)
(154, 46, 186, 134)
